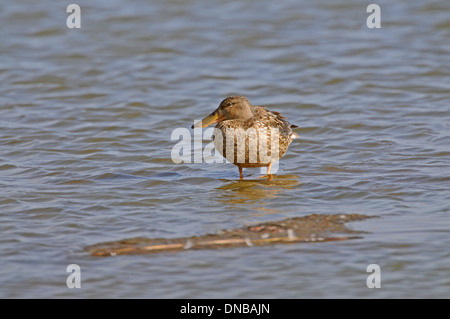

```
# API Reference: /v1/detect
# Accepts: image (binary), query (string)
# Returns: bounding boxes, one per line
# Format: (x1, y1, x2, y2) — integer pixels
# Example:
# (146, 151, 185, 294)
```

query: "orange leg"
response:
(266, 162, 272, 175)
(259, 163, 273, 179)
(239, 167, 243, 179)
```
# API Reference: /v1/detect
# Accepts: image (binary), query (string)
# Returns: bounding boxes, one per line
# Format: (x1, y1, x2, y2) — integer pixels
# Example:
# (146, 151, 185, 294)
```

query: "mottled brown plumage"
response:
(192, 96, 299, 179)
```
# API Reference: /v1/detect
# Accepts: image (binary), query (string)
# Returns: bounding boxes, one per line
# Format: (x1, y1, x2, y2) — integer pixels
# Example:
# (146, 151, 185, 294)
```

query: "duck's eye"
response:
(227, 102, 233, 107)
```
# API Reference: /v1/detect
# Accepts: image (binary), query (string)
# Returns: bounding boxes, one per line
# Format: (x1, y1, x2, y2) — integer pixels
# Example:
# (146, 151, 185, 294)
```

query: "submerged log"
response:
(86, 213, 374, 257)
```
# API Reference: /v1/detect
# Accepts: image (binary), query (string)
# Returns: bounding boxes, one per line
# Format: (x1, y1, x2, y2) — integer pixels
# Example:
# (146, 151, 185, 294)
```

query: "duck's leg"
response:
(266, 162, 272, 175)
(259, 163, 272, 179)
(239, 167, 243, 179)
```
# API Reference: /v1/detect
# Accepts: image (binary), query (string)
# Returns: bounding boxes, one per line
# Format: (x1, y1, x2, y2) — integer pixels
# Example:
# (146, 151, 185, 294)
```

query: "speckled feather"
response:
(210, 96, 299, 168)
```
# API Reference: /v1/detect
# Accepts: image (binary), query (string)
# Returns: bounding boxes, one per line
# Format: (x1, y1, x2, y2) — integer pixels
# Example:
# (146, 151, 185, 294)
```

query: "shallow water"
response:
(0, 0, 449, 298)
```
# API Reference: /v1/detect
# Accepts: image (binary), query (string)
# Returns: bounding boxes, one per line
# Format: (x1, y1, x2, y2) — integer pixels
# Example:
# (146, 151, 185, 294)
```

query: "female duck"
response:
(192, 96, 298, 179)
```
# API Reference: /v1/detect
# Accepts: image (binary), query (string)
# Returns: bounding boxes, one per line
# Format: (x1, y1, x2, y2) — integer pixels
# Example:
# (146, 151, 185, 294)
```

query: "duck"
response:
(192, 96, 299, 179)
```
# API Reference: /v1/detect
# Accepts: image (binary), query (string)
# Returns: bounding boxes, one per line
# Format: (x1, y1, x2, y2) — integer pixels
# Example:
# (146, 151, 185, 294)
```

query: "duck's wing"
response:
(250, 106, 299, 138)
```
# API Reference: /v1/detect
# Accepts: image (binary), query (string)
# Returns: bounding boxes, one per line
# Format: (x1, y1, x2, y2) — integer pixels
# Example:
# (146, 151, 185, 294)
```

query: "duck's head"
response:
(192, 96, 254, 128)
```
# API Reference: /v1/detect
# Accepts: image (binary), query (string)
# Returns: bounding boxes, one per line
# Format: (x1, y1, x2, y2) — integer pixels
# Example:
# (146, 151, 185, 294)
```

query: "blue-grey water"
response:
(0, 0, 449, 298)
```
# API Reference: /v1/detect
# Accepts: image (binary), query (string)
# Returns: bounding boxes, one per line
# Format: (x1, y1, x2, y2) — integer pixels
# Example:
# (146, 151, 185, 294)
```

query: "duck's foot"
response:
(259, 174, 273, 180)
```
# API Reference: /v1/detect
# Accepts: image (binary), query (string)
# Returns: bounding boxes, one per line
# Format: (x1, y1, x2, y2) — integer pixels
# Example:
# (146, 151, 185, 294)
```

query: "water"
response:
(0, 0, 449, 298)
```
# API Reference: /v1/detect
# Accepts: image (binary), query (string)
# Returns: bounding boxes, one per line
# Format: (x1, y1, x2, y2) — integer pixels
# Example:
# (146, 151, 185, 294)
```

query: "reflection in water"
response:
(215, 174, 300, 215)
(86, 213, 370, 257)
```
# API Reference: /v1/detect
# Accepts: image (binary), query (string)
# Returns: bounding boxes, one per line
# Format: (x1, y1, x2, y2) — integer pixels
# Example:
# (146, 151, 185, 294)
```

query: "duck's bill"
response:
(191, 112, 225, 128)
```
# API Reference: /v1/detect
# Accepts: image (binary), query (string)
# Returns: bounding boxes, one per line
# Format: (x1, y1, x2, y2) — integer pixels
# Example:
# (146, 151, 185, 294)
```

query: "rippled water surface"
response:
(1, 0, 449, 298)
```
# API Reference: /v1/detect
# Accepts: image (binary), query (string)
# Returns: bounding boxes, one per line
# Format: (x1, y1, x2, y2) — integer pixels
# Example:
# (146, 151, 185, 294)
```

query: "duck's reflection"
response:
(215, 174, 300, 215)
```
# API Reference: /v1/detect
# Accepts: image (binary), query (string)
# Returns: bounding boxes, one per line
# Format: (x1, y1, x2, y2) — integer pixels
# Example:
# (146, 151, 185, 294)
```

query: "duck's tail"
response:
(290, 125, 300, 139)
